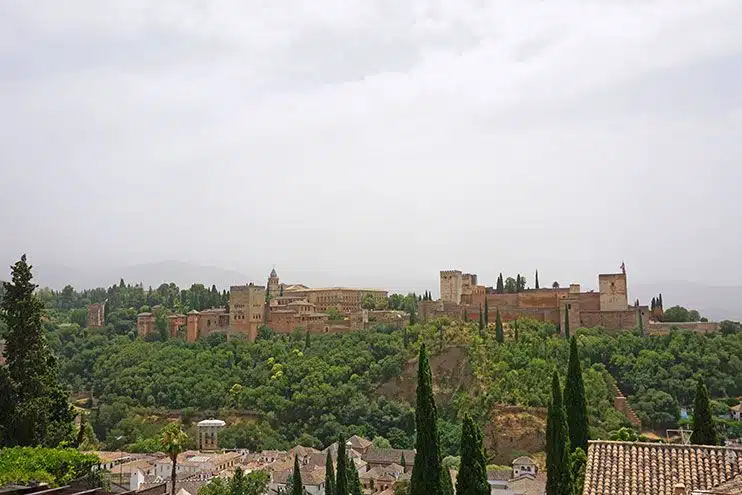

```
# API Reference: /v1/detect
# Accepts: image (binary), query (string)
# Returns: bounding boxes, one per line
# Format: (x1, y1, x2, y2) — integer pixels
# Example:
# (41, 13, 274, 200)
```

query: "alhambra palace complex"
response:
(119, 266, 718, 342)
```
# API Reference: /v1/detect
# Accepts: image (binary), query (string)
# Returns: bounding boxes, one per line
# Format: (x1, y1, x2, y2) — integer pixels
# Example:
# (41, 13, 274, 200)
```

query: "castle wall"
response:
(646, 321, 720, 335)
(599, 273, 628, 311)
(578, 309, 645, 331)
(230, 284, 265, 340)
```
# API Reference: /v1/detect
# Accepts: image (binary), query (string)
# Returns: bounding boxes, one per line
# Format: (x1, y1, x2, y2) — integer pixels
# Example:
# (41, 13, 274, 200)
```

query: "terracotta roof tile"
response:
(583, 441, 742, 495)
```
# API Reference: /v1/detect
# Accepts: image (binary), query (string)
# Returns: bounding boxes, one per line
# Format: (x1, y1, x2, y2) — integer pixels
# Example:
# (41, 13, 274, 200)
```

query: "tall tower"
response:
(267, 267, 280, 298)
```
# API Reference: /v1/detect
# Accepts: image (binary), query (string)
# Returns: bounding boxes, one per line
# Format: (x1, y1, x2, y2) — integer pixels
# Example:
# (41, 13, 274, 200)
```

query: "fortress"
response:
(136, 269, 399, 342)
(420, 267, 651, 332)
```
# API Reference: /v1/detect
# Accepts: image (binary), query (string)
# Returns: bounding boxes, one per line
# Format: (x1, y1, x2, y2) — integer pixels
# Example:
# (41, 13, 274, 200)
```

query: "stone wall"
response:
(579, 308, 648, 331)
(611, 382, 642, 428)
(440, 270, 463, 304)
(646, 321, 720, 335)
(87, 302, 105, 328)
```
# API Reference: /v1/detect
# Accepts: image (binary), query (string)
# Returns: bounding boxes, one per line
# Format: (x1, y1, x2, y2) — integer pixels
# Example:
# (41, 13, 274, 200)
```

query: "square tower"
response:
(230, 283, 266, 341)
(440, 270, 463, 304)
(599, 273, 628, 311)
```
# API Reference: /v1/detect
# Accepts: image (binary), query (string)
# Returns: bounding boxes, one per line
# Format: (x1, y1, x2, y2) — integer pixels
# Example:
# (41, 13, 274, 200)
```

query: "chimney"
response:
(673, 482, 687, 495)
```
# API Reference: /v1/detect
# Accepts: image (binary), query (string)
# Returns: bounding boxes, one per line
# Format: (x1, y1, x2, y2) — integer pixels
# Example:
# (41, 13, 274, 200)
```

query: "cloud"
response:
(1, 0, 742, 292)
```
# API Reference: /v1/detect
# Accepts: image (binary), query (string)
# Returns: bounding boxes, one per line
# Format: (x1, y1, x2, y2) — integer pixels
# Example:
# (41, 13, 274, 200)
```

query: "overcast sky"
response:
(1, 0, 742, 293)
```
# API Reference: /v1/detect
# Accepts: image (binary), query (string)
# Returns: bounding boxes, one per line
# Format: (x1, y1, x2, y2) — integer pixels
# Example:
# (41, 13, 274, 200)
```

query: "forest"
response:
(3, 278, 742, 457)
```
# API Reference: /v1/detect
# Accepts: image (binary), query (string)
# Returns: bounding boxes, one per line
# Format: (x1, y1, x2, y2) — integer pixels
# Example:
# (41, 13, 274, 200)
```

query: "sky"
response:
(1, 0, 742, 294)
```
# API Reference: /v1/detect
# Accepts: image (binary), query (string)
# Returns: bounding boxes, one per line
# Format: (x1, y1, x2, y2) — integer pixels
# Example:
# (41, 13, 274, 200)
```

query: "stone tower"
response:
(197, 419, 226, 451)
(267, 267, 280, 298)
(440, 270, 463, 304)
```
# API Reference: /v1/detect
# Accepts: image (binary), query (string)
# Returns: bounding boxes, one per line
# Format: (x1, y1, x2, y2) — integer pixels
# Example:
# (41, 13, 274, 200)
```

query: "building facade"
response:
(422, 269, 650, 332)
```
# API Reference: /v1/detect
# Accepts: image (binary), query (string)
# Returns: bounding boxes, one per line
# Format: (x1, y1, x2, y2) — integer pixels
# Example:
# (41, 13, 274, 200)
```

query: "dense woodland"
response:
(2, 272, 742, 460)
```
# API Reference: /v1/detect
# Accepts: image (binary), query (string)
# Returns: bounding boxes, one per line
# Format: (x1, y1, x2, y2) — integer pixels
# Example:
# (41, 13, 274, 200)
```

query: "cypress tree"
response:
(495, 308, 504, 343)
(0, 255, 74, 447)
(336, 435, 348, 495)
(516, 274, 521, 293)
(536, 270, 540, 289)
(484, 299, 489, 327)
(564, 310, 570, 339)
(347, 456, 362, 495)
(564, 337, 588, 453)
(651, 297, 656, 311)
(497, 274, 504, 294)
(291, 455, 303, 495)
(658, 293, 663, 309)
(325, 451, 336, 495)
(456, 415, 489, 495)
(478, 306, 484, 337)
(690, 379, 718, 445)
(400, 453, 407, 472)
(410, 343, 443, 495)
(546, 373, 572, 495)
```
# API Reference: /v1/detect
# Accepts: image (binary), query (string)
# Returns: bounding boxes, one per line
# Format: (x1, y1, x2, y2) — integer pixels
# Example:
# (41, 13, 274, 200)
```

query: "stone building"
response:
(196, 419, 226, 451)
(422, 269, 650, 332)
(136, 268, 398, 343)
(87, 302, 105, 328)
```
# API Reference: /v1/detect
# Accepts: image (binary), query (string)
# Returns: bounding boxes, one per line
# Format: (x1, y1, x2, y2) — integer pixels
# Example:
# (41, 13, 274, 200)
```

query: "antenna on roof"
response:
(666, 427, 693, 445)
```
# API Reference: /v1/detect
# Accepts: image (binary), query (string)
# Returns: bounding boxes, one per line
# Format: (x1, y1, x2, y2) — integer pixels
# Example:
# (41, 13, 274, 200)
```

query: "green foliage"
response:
(0, 447, 99, 486)
(161, 422, 189, 495)
(0, 255, 75, 447)
(495, 309, 504, 343)
(327, 307, 344, 321)
(198, 469, 269, 495)
(690, 379, 718, 445)
(720, 320, 741, 336)
(496, 274, 504, 294)
(291, 455, 303, 495)
(347, 455, 362, 495)
(535, 270, 540, 290)
(455, 415, 489, 495)
(663, 305, 703, 323)
(564, 310, 570, 339)
(128, 436, 163, 453)
(546, 373, 572, 495)
(410, 344, 443, 495)
(504, 277, 517, 294)
(219, 421, 286, 451)
(569, 448, 587, 495)
(372, 436, 391, 448)
(484, 299, 489, 327)
(325, 451, 336, 495)
(336, 434, 348, 495)
(564, 337, 588, 453)
(630, 389, 680, 429)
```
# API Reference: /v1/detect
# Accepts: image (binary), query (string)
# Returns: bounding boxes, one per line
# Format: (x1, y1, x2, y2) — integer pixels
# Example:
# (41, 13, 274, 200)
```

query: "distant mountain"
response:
(31, 261, 249, 291)
(632, 281, 742, 322)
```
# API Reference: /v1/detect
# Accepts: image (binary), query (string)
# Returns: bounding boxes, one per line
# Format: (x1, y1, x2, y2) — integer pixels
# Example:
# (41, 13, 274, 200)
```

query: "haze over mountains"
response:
(19, 260, 742, 323)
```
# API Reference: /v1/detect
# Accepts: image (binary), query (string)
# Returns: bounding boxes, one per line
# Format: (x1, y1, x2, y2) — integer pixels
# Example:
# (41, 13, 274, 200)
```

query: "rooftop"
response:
(583, 440, 742, 495)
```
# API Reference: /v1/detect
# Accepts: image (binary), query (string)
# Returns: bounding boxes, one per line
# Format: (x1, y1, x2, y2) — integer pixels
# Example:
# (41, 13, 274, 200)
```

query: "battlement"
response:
(440, 270, 462, 277)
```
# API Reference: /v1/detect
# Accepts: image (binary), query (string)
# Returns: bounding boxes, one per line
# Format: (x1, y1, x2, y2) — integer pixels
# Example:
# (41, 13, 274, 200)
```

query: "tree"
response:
(327, 307, 344, 321)
(478, 306, 484, 337)
(347, 456, 362, 495)
(495, 309, 504, 343)
(535, 270, 540, 290)
(516, 275, 521, 293)
(410, 343, 443, 495)
(546, 373, 572, 495)
(361, 294, 376, 310)
(0, 255, 74, 447)
(484, 299, 489, 327)
(455, 415, 489, 495)
(441, 466, 454, 495)
(563, 310, 570, 339)
(690, 379, 718, 446)
(504, 277, 517, 294)
(564, 337, 588, 453)
(155, 307, 169, 341)
(231, 466, 247, 495)
(336, 435, 348, 495)
(496, 274, 504, 294)
(663, 306, 690, 323)
(291, 455, 303, 495)
(160, 423, 188, 495)
(516, 275, 526, 292)
(400, 453, 407, 472)
(553, 281, 560, 289)
(325, 451, 336, 495)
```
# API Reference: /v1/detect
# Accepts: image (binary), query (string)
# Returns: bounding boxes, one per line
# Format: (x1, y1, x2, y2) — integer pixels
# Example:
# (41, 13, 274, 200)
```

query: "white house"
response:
(511, 456, 537, 478)
(730, 404, 742, 421)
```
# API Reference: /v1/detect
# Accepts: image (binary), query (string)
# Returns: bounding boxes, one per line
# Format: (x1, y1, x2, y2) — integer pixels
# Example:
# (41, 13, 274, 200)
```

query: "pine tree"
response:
(478, 306, 484, 337)
(495, 308, 504, 344)
(564, 337, 588, 453)
(325, 451, 336, 495)
(336, 435, 348, 495)
(0, 255, 74, 447)
(690, 379, 718, 446)
(410, 344, 443, 495)
(536, 270, 540, 289)
(291, 455, 303, 495)
(484, 298, 489, 327)
(347, 456, 362, 495)
(546, 373, 572, 495)
(456, 415, 489, 495)
(564, 310, 570, 339)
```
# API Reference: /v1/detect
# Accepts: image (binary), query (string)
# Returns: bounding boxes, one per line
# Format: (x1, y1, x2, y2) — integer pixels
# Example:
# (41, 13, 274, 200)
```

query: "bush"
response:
(0, 447, 99, 486)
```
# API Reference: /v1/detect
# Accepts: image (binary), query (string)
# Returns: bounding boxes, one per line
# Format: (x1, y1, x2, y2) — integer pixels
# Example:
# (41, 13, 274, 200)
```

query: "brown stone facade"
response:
(137, 269, 397, 343)
(86, 302, 105, 328)
(426, 270, 650, 333)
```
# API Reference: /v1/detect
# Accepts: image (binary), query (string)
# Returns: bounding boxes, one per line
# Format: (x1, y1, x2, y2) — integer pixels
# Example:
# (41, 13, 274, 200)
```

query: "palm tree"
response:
(160, 423, 189, 495)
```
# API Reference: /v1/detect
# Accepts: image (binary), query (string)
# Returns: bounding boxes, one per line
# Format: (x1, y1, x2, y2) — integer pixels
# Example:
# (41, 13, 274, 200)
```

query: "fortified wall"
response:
(425, 269, 650, 333)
